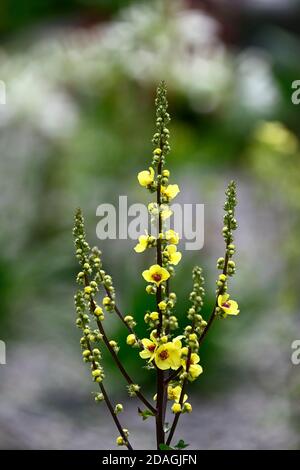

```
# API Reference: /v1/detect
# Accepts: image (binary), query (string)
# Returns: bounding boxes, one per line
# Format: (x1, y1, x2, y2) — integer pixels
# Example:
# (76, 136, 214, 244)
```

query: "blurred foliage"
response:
(0, 0, 137, 36)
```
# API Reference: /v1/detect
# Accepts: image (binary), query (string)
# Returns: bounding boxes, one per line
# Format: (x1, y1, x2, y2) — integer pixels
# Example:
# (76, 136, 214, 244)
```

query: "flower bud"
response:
(126, 334, 136, 346)
(183, 402, 192, 413)
(115, 404, 123, 414)
(116, 436, 125, 446)
(172, 403, 182, 414)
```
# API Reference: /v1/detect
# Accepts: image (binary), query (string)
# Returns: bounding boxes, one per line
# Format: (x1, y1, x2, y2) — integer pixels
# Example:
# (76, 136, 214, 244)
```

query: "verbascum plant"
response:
(73, 81, 239, 450)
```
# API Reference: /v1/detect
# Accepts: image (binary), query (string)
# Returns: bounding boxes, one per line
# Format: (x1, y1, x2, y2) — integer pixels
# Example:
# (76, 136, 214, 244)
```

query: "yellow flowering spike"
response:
(139, 338, 157, 361)
(134, 234, 149, 253)
(167, 385, 188, 403)
(142, 264, 170, 286)
(218, 293, 240, 315)
(137, 167, 155, 187)
(165, 229, 179, 245)
(165, 244, 182, 265)
(155, 338, 182, 370)
(161, 184, 180, 201)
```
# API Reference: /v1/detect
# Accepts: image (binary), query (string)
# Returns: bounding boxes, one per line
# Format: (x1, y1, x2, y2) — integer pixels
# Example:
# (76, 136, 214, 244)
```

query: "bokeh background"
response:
(0, 0, 300, 450)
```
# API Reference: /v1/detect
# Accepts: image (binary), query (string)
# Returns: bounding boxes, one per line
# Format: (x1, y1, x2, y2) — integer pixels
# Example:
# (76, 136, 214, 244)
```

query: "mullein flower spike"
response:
(73, 82, 239, 450)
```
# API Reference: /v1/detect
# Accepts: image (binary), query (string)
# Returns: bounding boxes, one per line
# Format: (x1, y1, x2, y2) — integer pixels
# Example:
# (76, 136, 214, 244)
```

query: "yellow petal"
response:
(191, 353, 200, 364)
(218, 293, 229, 308)
(170, 251, 182, 265)
(189, 363, 203, 379)
(142, 270, 152, 283)
(139, 349, 151, 359)
(137, 167, 155, 187)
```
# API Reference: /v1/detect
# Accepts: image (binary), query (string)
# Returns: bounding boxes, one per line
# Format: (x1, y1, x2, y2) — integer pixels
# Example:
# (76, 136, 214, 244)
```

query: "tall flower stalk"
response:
(72, 81, 239, 450)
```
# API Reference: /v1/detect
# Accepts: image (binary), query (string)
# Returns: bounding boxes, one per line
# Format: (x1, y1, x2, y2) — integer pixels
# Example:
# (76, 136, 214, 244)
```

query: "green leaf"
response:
(138, 408, 155, 420)
(159, 444, 174, 450)
(174, 439, 189, 449)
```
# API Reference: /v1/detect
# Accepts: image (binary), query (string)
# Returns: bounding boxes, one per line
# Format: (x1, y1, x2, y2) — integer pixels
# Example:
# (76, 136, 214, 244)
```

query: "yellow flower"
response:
(137, 167, 155, 187)
(165, 229, 179, 245)
(164, 244, 182, 265)
(134, 234, 149, 253)
(182, 352, 203, 380)
(126, 334, 136, 346)
(172, 403, 182, 414)
(167, 385, 188, 403)
(158, 301, 167, 311)
(149, 311, 159, 321)
(139, 333, 158, 361)
(84, 286, 92, 294)
(218, 293, 239, 316)
(155, 337, 182, 370)
(161, 184, 180, 200)
(142, 264, 170, 286)
(94, 306, 103, 316)
(102, 296, 111, 306)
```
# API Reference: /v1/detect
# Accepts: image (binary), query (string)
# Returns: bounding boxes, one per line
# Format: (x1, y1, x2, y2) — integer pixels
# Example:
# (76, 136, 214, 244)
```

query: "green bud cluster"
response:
(151, 81, 171, 167)
(186, 267, 206, 341)
(222, 181, 238, 246)
(94, 392, 104, 402)
(73, 209, 91, 269)
(127, 384, 140, 397)
(216, 181, 238, 295)
(124, 315, 137, 329)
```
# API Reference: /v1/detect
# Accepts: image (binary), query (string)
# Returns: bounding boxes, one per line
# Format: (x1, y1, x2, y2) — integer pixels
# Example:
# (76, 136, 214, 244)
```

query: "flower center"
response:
(148, 344, 156, 352)
(152, 273, 162, 282)
(222, 301, 231, 308)
(159, 349, 169, 360)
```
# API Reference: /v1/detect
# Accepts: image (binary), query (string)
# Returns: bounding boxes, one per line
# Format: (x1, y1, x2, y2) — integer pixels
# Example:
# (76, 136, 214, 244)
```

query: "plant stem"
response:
(84, 275, 156, 414)
(164, 366, 183, 385)
(99, 382, 133, 450)
(95, 315, 156, 414)
(155, 156, 166, 449)
(86, 338, 133, 450)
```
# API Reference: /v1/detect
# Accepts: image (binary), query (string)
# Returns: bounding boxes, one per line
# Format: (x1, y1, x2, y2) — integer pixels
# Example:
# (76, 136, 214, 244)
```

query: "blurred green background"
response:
(1, 0, 300, 449)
